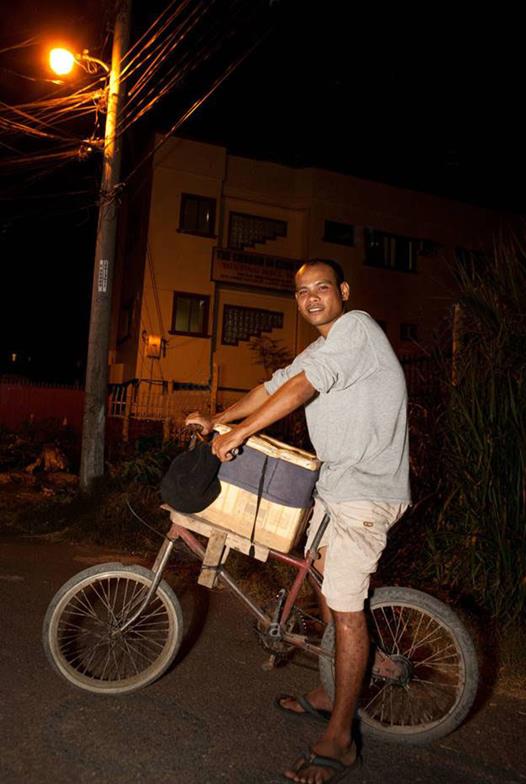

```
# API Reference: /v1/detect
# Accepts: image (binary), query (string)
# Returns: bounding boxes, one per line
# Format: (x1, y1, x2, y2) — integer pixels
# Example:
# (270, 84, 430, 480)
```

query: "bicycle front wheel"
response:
(319, 586, 478, 744)
(43, 563, 183, 695)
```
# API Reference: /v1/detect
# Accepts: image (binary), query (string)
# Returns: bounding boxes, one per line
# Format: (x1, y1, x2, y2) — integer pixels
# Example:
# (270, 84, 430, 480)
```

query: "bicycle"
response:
(42, 483, 479, 746)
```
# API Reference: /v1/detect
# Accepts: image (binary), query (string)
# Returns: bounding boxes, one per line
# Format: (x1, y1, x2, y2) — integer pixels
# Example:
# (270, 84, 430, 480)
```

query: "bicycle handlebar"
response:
(184, 425, 239, 459)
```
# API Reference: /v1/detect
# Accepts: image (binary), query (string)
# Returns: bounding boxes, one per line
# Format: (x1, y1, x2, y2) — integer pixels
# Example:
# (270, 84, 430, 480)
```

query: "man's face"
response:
(295, 263, 350, 337)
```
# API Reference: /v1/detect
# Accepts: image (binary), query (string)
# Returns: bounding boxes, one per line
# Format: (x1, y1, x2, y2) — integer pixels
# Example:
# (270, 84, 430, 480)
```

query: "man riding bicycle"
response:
(186, 258, 410, 784)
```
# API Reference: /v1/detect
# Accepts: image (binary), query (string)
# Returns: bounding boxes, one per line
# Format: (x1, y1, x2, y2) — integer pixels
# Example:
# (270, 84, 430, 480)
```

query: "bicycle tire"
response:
(43, 562, 183, 695)
(319, 586, 479, 744)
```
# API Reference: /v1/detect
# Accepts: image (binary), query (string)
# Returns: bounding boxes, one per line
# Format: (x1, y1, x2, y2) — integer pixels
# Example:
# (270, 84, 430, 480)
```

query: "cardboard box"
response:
(198, 426, 320, 553)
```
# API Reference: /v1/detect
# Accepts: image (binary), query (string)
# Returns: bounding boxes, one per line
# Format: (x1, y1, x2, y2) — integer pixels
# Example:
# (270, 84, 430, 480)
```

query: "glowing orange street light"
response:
(49, 47, 110, 78)
(49, 47, 76, 75)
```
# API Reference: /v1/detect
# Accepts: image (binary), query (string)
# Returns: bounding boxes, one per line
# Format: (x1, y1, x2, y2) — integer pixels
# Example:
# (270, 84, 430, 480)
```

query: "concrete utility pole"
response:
(80, 0, 132, 491)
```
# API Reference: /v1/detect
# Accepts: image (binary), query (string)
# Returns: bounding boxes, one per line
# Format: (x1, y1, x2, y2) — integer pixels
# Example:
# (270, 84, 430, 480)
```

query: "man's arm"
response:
(211, 372, 315, 461)
(185, 384, 270, 434)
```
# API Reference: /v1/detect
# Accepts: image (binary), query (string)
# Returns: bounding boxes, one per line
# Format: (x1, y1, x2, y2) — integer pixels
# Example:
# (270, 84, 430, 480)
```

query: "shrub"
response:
(422, 242, 526, 625)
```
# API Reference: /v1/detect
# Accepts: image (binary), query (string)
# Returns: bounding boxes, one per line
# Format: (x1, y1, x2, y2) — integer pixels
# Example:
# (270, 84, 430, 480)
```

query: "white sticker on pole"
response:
(98, 259, 109, 292)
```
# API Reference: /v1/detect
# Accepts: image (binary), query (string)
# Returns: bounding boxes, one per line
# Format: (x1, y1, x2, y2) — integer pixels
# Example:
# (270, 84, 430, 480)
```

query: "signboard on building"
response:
(212, 248, 301, 292)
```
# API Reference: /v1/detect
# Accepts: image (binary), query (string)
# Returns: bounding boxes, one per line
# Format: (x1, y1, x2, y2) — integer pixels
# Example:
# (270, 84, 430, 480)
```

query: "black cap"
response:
(160, 440, 221, 513)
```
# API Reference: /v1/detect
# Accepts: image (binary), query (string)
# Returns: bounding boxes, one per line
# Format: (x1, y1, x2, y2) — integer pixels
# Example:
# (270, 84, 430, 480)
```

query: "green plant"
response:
(423, 242, 526, 625)
(112, 440, 182, 486)
(248, 335, 294, 380)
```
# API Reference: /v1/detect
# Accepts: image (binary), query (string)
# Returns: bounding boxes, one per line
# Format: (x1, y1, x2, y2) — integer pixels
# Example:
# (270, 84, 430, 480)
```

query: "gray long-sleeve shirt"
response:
(264, 310, 411, 504)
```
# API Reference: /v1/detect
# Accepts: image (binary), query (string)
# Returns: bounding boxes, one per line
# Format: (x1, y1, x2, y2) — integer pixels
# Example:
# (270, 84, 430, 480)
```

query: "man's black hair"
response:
(299, 258, 345, 286)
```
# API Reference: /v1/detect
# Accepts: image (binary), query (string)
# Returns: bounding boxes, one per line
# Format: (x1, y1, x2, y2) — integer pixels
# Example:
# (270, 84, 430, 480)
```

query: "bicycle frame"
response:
(121, 511, 332, 661)
(121, 510, 405, 681)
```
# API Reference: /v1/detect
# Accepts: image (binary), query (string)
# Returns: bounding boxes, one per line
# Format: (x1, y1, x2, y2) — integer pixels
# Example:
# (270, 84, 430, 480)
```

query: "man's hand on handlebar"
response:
(184, 411, 214, 436)
(211, 427, 245, 463)
(185, 411, 244, 461)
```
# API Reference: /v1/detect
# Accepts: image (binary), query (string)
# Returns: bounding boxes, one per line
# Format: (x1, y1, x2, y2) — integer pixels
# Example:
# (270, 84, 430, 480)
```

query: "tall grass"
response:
(425, 242, 526, 625)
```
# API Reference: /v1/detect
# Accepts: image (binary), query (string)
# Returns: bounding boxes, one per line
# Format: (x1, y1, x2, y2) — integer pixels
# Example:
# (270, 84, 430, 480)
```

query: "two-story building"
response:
(109, 136, 503, 421)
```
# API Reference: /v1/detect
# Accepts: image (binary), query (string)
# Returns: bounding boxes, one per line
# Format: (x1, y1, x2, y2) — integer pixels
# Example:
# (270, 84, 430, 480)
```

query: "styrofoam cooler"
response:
(198, 425, 320, 552)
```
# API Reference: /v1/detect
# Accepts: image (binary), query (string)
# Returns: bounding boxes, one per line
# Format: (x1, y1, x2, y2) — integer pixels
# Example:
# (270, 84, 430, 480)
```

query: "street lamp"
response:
(49, 0, 131, 492)
(49, 48, 76, 76)
(49, 47, 110, 76)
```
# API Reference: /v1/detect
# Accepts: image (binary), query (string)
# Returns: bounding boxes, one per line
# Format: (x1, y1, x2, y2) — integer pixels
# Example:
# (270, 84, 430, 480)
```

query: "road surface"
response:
(0, 537, 524, 783)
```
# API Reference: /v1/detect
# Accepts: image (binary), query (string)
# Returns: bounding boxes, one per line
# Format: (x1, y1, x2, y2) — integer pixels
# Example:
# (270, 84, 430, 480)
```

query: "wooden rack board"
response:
(161, 504, 270, 589)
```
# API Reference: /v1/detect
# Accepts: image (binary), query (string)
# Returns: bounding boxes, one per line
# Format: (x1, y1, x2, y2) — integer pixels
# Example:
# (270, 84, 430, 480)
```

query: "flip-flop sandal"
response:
(283, 747, 360, 783)
(274, 693, 332, 724)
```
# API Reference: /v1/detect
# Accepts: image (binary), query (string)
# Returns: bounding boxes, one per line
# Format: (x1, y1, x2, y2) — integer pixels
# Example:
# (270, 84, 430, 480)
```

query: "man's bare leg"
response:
(285, 610, 368, 782)
(278, 549, 332, 717)
(284, 546, 369, 782)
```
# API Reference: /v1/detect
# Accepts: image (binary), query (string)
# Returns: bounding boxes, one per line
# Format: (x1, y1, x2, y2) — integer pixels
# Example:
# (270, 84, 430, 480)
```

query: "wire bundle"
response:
(0, 0, 275, 216)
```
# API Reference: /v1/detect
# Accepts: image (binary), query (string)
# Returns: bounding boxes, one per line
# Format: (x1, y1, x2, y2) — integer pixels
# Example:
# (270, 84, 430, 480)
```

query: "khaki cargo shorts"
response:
(305, 497, 409, 612)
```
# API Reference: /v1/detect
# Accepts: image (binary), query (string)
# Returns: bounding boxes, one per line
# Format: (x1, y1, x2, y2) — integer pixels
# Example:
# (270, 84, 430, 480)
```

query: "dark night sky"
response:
(1, 1, 524, 383)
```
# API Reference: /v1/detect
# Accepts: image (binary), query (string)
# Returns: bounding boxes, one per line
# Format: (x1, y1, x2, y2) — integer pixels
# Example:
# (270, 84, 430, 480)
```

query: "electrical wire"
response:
(147, 242, 168, 340)
(123, 0, 205, 92)
(0, 81, 104, 133)
(0, 37, 39, 55)
(123, 28, 269, 189)
(0, 66, 64, 85)
(0, 0, 274, 216)
(117, 2, 209, 133)
(120, 0, 188, 78)
(117, 0, 252, 135)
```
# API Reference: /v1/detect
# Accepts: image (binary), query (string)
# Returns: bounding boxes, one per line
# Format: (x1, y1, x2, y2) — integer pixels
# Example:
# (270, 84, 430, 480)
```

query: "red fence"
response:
(0, 357, 445, 439)
(0, 381, 85, 433)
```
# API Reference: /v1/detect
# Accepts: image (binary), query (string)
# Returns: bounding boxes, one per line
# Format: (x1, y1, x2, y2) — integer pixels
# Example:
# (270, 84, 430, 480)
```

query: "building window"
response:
(323, 220, 355, 246)
(364, 229, 418, 272)
(228, 212, 287, 250)
(170, 292, 209, 337)
(179, 194, 216, 237)
(400, 323, 418, 341)
(222, 305, 284, 346)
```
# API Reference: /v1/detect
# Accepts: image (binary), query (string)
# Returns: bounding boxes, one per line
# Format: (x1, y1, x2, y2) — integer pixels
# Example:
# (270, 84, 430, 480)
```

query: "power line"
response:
(0, 37, 39, 55)
(123, 28, 270, 189)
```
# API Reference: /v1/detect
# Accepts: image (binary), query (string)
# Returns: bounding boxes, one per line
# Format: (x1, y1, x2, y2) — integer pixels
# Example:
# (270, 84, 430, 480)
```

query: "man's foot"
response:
(283, 741, 358, 783)
(275, 686, 332, 724)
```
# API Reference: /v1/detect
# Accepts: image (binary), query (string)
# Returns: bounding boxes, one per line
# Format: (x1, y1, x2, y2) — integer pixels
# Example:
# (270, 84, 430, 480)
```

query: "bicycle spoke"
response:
(363, 681, 390, 713)
(416, 643, 459, 667)
(393, 607, 414, 648)
(129, 626, 168, 644)
(391, 606, 404, 649)
(379, 606, 399, 652)
(118, 583, 150, 622)
(411, 677, 458, 693)
(405, 610, 425, 657)
(118, 635, 163, 662)
(67, 590, 102, 621)
(403, 623, 444, 657)
(114, 636, 141, 676)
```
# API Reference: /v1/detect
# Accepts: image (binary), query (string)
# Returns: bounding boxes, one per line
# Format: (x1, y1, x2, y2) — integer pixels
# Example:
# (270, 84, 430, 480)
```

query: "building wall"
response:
(111, 136, 503, 401)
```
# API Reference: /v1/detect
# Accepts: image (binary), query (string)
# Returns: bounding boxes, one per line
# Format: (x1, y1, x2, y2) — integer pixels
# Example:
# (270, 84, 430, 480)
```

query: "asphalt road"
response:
(0, 537, 525, 784)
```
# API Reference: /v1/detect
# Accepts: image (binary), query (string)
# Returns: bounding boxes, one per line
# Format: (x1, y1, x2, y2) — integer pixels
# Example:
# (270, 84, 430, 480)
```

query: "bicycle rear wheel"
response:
(43, 563, 183, 695)
(319, 586, 478, 744)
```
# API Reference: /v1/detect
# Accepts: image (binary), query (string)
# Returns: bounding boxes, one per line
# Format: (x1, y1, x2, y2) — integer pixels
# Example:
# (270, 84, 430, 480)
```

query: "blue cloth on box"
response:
(218, 443, 318, 508)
